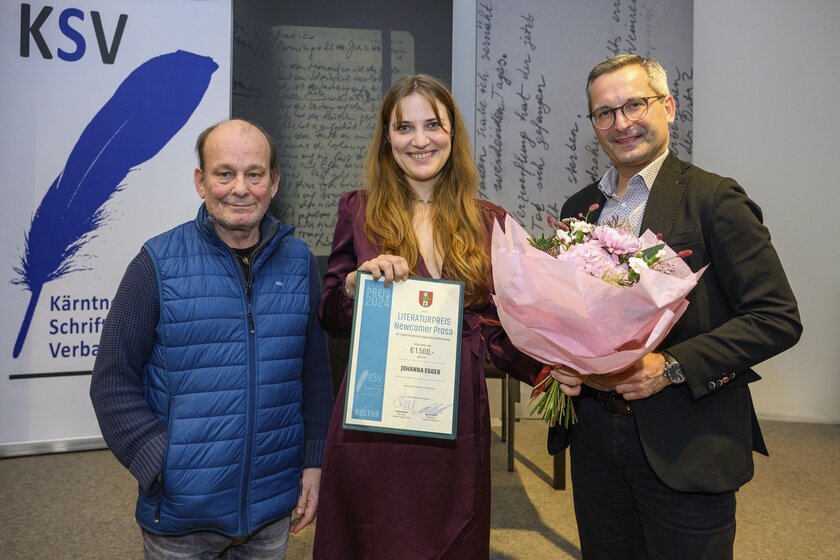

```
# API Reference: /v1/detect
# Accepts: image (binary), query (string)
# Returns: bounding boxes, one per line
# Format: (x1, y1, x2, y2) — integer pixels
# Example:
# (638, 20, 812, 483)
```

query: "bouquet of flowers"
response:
(491, 205, 705, 428)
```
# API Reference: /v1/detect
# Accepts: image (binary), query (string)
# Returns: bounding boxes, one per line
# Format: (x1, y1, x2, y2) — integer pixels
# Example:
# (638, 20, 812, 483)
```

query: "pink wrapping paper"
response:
(492, 215, 706, 375)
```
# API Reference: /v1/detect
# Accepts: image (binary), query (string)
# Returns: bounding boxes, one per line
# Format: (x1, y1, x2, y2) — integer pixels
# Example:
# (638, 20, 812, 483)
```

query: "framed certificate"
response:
(343, 272, 464, 439)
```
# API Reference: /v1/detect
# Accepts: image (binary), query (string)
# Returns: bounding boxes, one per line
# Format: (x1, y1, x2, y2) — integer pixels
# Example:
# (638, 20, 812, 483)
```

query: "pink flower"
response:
(591, 225, 640, 256)
(492, 215, 708, 427)
(559, 241, 622, 278)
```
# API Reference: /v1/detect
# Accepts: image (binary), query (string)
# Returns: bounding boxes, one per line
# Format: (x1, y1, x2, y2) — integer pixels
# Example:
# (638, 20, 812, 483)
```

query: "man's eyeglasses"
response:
(587, 96, 665, 130)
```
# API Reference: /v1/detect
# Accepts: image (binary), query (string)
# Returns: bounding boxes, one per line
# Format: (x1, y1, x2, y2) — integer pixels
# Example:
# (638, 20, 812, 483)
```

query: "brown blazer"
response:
(549, 152, 802, 493)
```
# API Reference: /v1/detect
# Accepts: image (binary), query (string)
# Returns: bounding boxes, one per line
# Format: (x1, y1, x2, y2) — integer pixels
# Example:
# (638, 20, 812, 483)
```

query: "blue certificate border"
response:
(343, 272, 464, 439)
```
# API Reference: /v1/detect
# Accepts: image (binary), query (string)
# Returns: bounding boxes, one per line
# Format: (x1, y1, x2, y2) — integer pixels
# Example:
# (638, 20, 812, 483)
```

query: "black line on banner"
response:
(10, 370, 92, 380)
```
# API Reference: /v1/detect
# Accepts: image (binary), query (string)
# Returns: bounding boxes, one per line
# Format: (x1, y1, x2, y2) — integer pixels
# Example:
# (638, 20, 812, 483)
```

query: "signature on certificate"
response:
(393, 391, 453, 417)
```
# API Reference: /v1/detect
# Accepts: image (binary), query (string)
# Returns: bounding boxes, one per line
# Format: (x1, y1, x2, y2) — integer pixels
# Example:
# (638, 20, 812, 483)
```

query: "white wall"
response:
(455, 0, 839, 423)
(694, 0, 839, 422)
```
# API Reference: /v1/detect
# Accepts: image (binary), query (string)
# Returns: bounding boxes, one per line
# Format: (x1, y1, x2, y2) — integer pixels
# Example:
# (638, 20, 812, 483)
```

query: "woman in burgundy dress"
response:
(312, 74, 539, 559)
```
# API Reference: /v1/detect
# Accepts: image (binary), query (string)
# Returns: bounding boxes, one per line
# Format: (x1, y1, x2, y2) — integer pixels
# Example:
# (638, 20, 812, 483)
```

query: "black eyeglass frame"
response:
(587, 95, 666, 130)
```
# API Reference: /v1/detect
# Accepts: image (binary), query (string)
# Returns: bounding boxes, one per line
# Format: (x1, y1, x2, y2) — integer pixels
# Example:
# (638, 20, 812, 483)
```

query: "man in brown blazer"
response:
(549, 54, 802, 560)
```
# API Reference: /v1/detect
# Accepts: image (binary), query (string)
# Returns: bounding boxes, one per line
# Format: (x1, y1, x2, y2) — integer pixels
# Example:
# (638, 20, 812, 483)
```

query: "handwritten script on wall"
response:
(235, 24, 414, 253)
(475, 0, 693, 233)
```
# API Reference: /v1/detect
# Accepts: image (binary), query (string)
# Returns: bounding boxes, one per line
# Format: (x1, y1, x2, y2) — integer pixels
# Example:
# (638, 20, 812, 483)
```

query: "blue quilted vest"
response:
(136, 205, 311, 536)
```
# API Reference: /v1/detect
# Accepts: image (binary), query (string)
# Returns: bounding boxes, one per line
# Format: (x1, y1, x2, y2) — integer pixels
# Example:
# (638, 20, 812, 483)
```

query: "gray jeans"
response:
(141, 516, 290, 560)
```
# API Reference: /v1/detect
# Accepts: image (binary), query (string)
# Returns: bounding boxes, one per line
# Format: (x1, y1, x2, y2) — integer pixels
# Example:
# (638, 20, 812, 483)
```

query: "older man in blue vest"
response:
(90, 119, 333, 559)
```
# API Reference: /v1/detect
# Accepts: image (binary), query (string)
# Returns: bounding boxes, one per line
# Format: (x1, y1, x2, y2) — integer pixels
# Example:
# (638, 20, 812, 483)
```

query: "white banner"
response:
(0, 0, 232, 454)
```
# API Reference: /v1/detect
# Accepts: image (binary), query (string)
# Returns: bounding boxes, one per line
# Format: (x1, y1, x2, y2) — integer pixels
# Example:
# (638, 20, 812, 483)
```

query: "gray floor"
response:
(1, 419, 838, 559)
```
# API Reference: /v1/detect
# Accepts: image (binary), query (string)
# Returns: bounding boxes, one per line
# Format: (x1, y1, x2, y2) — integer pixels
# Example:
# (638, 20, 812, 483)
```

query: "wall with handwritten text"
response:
(236, 24, 413, 252)
(474, 0, 693, 233)
(232, 1, 452, 255)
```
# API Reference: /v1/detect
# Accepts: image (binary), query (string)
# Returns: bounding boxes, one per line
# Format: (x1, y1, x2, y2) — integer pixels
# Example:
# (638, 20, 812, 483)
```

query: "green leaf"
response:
(640, 243, 664, 261)
(529, 233, 557, 251)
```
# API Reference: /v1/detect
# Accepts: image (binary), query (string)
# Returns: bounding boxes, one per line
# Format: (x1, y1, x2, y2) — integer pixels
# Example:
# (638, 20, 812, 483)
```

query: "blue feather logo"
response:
(11, 50, 218, 358)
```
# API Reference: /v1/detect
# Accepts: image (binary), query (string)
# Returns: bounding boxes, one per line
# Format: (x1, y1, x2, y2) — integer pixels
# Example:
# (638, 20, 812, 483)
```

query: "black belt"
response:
(580, 385, 634, 415)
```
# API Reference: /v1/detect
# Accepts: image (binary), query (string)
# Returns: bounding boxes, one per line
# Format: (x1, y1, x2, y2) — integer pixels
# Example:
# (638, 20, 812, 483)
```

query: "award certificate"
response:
(343, 273, 464, 439)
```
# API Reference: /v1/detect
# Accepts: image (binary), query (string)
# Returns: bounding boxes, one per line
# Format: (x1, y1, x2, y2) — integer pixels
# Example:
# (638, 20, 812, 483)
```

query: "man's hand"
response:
(550, 365, 584, 396)
(289, 468, 320, 534)
(607, 352, 669, 400)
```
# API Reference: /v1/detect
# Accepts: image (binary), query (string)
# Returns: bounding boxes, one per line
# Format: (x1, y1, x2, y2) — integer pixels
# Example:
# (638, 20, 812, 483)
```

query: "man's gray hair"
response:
(585, 54, 671, 110)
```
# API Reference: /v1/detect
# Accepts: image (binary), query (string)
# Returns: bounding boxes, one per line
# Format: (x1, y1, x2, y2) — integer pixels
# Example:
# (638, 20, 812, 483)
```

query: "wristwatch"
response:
(660, 351, 686, 384)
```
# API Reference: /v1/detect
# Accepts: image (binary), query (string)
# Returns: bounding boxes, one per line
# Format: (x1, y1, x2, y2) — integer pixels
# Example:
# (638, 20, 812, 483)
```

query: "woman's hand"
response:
(345, 254, 410, 294)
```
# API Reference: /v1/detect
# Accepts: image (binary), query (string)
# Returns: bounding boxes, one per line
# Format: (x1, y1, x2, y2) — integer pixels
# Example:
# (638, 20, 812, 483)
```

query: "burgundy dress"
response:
(313, 190, 539, 559)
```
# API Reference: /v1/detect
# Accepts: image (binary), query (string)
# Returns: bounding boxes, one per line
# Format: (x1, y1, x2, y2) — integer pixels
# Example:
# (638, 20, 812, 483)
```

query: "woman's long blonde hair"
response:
(363, 74, 489, 309)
